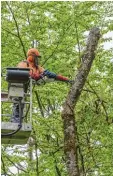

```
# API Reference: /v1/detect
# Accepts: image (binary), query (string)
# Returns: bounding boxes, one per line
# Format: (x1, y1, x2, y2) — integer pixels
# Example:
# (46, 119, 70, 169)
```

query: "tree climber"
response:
(11, 48, 73, 123)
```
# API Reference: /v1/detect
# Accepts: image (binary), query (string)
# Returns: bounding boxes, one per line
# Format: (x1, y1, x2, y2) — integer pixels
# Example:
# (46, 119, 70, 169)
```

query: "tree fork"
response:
(61, 27, 100, 176)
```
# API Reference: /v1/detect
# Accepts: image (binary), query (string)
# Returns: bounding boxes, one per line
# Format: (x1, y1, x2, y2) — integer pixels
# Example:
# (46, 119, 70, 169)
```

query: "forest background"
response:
(1, 1, 113, 176)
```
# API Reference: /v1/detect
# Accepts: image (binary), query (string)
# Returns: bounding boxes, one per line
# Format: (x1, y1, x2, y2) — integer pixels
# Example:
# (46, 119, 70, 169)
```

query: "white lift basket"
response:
(1, 68, 32, 145)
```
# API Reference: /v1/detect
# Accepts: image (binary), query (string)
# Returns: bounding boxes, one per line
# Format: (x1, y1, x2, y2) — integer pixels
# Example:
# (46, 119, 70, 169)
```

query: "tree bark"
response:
(61, 27, 100, 176)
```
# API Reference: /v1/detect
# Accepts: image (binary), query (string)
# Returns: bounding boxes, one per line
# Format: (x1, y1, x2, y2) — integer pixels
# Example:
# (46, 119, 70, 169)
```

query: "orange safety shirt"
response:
(17, 56, 44, 77)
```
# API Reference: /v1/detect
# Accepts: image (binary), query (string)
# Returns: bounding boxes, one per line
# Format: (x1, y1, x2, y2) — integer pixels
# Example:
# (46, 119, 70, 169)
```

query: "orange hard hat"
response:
(27, 48, 41, 57)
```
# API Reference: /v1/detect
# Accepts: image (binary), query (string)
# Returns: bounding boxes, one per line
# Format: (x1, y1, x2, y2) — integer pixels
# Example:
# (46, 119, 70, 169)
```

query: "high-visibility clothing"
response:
(17, 55, 69, 82)
(17, 56, 44, 80)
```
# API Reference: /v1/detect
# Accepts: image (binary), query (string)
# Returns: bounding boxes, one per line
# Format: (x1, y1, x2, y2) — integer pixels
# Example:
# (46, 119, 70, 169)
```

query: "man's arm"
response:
(43, 70, 71, 83)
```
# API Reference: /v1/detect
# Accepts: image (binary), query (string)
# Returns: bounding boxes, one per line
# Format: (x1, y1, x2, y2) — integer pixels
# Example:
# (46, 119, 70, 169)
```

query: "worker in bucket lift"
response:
(11, 48, 73, 123)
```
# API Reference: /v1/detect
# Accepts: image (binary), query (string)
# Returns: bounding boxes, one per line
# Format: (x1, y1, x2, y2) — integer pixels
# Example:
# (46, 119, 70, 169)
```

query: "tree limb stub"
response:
(61, 27, 100, 176)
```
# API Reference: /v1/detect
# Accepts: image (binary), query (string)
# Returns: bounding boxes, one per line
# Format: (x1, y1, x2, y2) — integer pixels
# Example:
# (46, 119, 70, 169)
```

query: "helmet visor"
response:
(34, 56, 41, 66)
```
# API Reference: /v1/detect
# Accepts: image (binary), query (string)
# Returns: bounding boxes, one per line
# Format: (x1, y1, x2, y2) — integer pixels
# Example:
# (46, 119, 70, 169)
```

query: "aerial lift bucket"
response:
(1, 68, 32, 145)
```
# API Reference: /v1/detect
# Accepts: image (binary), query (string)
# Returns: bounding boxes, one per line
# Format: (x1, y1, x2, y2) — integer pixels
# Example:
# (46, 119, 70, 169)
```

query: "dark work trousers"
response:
(10, 82, 29, 123)
(11, 100, 24, 123)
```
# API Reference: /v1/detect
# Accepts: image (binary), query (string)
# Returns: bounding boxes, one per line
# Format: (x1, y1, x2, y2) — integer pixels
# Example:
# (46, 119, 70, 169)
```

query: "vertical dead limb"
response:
(35, 142, 39, 176)
(61, 27, 100, 176)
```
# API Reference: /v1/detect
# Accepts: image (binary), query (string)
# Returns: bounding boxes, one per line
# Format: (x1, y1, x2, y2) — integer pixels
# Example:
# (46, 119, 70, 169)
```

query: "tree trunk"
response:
(61, 27, 100, 176)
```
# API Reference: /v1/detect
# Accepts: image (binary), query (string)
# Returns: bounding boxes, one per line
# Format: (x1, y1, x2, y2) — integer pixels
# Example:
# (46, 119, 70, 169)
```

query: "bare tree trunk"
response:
(61, 27, 100, 176)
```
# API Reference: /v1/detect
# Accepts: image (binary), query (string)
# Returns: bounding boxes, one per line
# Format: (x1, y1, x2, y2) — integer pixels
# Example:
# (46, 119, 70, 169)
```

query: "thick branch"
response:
(61, 27, 100, 176)
(63, 27, 100, 114)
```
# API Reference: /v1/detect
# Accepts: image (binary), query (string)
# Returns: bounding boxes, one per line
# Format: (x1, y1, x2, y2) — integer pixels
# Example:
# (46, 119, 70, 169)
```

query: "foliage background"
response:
(1, 1, 113, 176)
